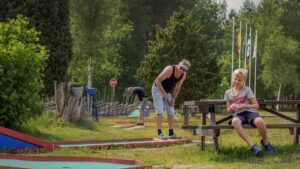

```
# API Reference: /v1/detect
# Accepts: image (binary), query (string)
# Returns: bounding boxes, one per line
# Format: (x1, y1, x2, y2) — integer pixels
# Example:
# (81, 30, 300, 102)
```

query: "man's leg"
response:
(152, 85, 164, 136)
(138, 100, 146, 124)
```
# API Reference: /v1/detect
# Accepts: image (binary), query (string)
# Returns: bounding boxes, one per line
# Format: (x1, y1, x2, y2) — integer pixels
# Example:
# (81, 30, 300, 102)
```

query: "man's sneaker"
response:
(261, 139, 274, 153)
(250, 145, 262, 155)
(168, 134, 182, 139)
(136, 122, 144, 126)
(158, 133, 168, 140)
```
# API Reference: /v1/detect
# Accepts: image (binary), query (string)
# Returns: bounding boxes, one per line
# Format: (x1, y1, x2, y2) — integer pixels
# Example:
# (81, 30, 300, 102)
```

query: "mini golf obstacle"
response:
(0, 153, 151, 169)
(0, 127, 189, 152)
(0, 127, 57, 153)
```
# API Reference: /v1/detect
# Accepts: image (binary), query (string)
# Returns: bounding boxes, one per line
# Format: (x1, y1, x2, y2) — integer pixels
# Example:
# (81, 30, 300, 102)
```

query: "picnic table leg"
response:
(210, 113, 220, 151)
(200, 112, 207, 150)
(294, 104, 300, 144)
(183, 105, 189, 126)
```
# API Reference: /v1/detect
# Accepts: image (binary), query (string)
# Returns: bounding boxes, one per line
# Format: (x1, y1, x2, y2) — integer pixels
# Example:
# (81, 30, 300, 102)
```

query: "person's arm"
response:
(238, 97, 259, 110)
(226, 100, 235, 113)
(170, 72, 187, 106)
(154, 66, 172, 100)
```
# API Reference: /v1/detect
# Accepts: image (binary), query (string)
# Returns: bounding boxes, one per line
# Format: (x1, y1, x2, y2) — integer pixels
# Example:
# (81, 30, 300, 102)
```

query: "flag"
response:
(253, 30, 257, 58)
(243, 29, 247, 58)
(237, 29, 241, 54)
(247, 28, 251, 57)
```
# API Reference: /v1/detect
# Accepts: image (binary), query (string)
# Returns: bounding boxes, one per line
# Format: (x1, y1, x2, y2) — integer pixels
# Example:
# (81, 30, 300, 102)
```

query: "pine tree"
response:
(136, 9, 222, 103)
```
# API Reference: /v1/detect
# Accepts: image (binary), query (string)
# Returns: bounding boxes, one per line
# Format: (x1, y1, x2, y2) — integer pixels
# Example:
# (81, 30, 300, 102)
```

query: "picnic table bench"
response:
(181, 99, 300, 151)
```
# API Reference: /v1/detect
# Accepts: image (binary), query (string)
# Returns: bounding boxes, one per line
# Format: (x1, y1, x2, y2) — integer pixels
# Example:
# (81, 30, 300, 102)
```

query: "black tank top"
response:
(161, 65, 183, 93)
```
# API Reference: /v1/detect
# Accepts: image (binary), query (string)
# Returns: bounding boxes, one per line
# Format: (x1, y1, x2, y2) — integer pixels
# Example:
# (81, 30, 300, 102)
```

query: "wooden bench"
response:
(181, 100, 300, 151)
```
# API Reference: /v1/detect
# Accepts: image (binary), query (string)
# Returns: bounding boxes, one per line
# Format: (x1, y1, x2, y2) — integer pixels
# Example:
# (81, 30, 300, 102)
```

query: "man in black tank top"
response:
(151, 59, 191, 139)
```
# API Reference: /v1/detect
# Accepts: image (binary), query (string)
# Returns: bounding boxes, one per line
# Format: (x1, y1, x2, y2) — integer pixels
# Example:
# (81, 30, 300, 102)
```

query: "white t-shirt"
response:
(224, 86, 257, 114)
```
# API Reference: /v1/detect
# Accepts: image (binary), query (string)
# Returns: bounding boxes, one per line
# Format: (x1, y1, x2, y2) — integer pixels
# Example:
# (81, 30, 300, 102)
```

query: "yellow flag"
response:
(237, 30, 241, 54)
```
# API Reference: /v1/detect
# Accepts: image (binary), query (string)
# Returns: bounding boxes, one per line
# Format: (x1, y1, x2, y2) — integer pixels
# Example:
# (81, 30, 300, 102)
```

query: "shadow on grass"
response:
(12, 126, 63, 141)
(210, 144, 300, 163)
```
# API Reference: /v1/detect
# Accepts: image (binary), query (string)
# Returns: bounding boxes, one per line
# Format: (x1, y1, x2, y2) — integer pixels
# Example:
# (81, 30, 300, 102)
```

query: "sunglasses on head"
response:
(180, 66, 187, 72)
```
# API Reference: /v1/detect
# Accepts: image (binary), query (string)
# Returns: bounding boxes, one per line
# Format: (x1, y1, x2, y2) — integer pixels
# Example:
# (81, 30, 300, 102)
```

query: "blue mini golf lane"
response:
(0, 159, 135, 169)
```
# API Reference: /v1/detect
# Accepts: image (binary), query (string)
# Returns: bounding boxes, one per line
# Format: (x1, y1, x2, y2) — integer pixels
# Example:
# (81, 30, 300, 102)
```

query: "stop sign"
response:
(109, 78, 117, 87)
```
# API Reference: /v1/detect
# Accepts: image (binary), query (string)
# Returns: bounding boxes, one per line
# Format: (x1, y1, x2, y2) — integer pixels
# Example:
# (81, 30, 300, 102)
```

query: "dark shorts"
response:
(232, 111, 260, 126)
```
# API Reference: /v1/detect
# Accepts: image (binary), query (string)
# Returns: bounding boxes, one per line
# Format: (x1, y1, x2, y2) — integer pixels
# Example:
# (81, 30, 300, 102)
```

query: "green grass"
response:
(11, 111, 300, 169)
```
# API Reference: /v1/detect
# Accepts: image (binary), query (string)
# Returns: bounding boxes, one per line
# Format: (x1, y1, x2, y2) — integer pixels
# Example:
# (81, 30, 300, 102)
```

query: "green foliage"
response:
(1, 0, 72, 96)
(192, 0, 227, 57)
(0, 16, 48, 126)
(136, 9, 222, 103)
(68, 0, 132, 89)
(261, 30, 299, 96)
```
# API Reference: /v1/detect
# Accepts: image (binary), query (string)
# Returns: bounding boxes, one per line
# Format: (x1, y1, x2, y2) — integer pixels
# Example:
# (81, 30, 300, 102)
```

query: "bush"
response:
(0, 16, 48, 127)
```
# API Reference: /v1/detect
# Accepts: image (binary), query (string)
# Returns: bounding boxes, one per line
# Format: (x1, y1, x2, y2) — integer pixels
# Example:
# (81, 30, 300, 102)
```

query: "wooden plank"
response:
(260, 107, 298, 123)
(182, 123, 300, 130)
(183, 99, 300, 107)
(196, 128, 216, 137)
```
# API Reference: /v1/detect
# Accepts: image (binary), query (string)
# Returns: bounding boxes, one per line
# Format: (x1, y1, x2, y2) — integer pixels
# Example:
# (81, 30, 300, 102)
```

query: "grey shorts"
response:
(151, 84, 175, 115)
(232, 111, 260, 125)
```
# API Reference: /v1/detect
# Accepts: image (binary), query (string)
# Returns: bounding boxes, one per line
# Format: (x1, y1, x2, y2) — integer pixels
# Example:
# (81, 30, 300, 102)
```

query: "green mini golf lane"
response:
(0, 154, 151, 169)
(0, 159, 135, 169)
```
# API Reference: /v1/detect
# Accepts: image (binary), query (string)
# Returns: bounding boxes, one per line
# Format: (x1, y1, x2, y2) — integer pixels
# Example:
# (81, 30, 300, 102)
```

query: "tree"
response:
(0, 16, 48, 126)
(192, 0, 227, 58)
(1, 0, 72, 96)
(136, 9, 222, 103)
(69, 0, 132, 91)
(261, 30, 299, 100)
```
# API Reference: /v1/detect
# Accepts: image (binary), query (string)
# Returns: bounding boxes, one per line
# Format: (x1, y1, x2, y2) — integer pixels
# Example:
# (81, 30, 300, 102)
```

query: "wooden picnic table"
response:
(181, 99, 300, 151)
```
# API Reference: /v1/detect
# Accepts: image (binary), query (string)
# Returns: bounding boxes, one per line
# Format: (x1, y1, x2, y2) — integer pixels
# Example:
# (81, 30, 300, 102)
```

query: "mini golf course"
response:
(0, 153, 151, 169)
(0, 126, 190, 168)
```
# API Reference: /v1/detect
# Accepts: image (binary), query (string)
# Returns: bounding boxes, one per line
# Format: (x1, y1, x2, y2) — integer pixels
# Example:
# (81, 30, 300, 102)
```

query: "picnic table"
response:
(181, 99, 300, 151)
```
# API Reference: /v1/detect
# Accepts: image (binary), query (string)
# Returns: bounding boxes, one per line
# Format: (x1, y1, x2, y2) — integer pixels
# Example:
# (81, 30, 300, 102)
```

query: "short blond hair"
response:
(232, 68, 248, 81)
(179, 59, 191, 71)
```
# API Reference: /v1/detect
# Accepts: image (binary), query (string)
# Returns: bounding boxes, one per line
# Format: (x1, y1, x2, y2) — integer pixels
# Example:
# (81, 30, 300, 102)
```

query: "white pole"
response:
(231, 17, 235, 83)
(249, 28, 252, 87)
(244, 25, 247, 68)
(254, 30, 258, 95)
(239, 22, 242, 68)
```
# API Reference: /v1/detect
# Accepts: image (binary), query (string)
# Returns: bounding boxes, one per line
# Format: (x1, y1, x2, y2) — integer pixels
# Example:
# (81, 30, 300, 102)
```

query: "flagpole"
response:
(244, 24, 247, 68)
(254, 30, 258, 95)
(231, 17, 235, 83)
(239, 22, 241, 68)
(249, 27, 252, 87)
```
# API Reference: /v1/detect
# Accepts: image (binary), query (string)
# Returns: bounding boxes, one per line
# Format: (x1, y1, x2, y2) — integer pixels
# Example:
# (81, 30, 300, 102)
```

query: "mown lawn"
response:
(13, 111, 300, 169)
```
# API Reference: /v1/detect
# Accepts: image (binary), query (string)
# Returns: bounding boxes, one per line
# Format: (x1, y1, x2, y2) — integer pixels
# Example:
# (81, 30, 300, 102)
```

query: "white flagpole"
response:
(244, 25, 247, 68)
(248, 28, 252, 87)
(239, 22, 242, 68)
(254, 30, 258, 95)
(231, 17, 235, 83)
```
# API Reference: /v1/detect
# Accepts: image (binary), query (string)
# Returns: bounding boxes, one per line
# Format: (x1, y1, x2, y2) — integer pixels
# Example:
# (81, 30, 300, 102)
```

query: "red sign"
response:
(109, 78, 117, 87)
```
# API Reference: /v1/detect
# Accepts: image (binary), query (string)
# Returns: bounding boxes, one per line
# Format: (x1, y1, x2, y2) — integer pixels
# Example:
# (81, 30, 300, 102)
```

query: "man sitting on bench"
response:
(224, 68, 274, 155)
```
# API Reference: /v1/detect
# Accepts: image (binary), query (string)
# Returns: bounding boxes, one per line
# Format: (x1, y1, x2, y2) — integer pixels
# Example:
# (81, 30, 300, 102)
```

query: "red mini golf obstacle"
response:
(0, 127, 57, 153)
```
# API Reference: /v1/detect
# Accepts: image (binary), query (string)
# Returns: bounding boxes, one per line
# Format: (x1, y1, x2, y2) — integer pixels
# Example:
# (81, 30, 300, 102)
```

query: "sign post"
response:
(109, 78, 117, 102)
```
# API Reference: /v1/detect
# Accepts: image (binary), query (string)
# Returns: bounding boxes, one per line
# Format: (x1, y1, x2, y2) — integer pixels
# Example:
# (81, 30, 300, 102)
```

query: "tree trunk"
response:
(56, 82, 88, 122)
(56, 82, 71, 117)
(63, 96, 87, 122)
(276, 83, 282, 110)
